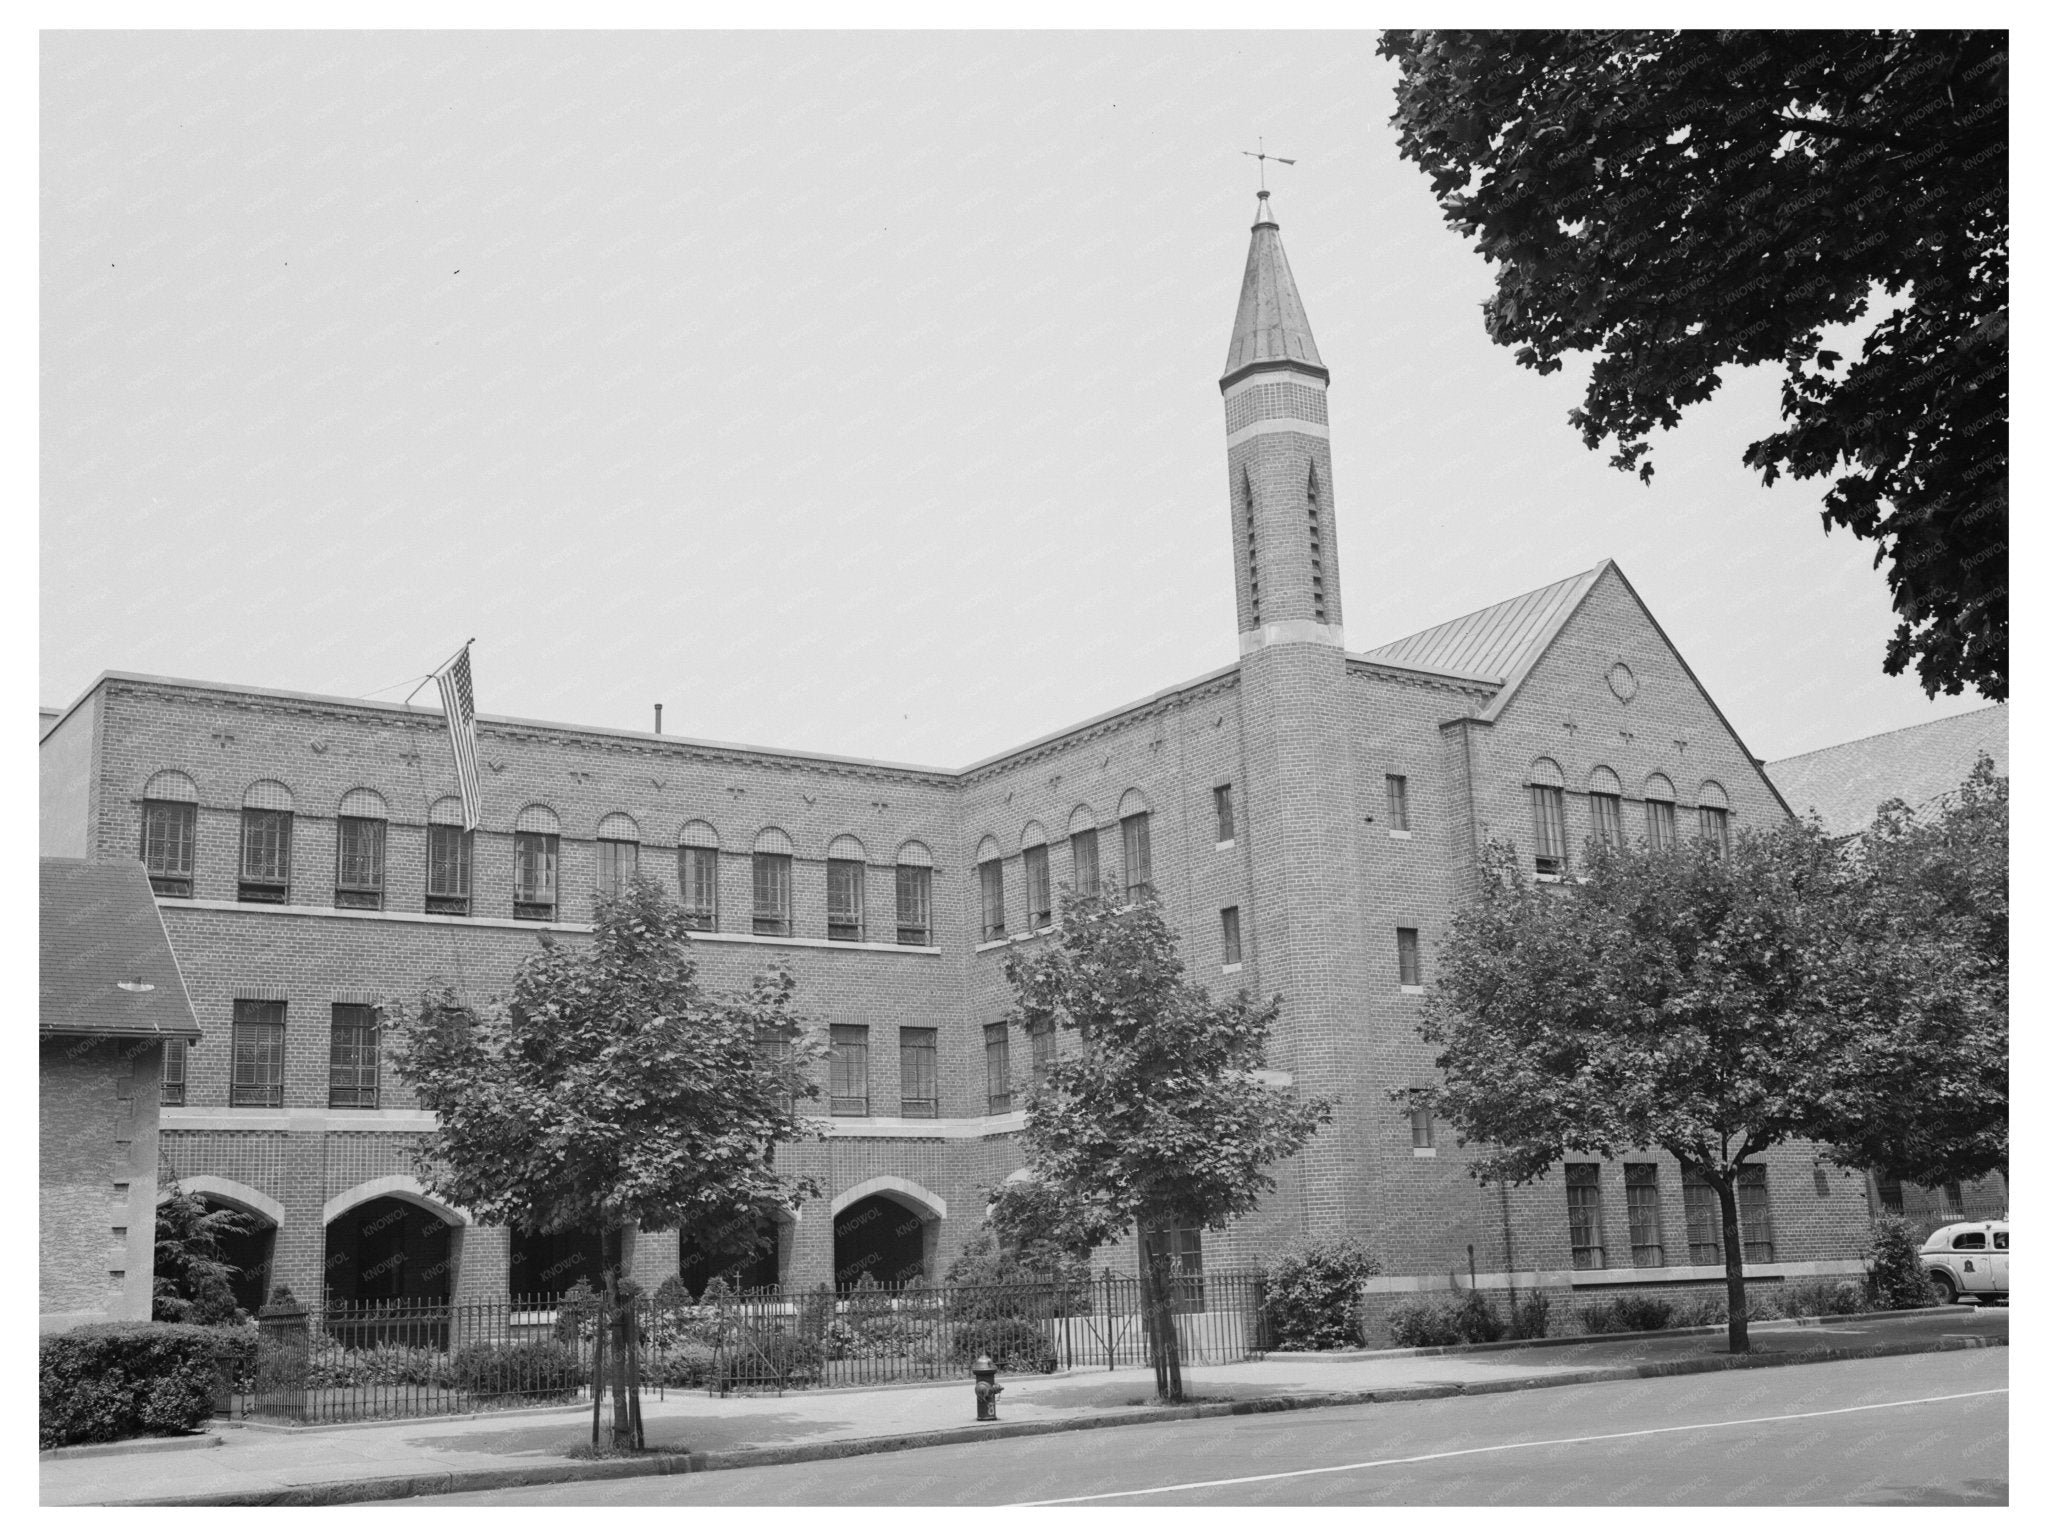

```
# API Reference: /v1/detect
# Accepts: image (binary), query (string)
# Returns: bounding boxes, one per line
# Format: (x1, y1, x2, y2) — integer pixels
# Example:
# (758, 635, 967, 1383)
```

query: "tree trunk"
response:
(1137, 1223, 1185, 1404)
(1717, 1176, 1749, 1355)
(602, 1225, 643, 1451)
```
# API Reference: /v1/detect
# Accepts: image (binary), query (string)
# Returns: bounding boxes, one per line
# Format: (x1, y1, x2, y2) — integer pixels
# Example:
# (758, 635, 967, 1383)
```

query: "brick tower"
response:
(1223, 189, 1372, 1244)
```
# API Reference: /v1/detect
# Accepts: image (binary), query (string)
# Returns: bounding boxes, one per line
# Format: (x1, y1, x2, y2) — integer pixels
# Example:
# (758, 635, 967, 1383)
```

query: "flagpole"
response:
(402, 639, 478, 707)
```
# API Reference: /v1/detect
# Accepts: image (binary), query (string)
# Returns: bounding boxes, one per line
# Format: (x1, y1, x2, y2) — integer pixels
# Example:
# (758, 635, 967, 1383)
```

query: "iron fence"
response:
(242, 1269, 1272, 1424)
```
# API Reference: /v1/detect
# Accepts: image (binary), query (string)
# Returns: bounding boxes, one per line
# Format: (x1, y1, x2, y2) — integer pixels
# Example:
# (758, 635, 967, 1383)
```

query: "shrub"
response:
(1262, 1239, 1381, 1350)
(1781, 1277, 1867, 1318)
(1864, 1214, 1937, 1309)
(1743, 1291, 1784, 1322)
(1668, 1292, 1727, 1329)
(450, 1340, 585, 1401)
(1576, 1294, 1674, 1334)
(953, 1316, 1057, 1373)
(554, 1278, 601, 1345)
(718, 1327, 823, 1391)
(40, 1322, 243, 1449)
(643, 1341, 717, 1389)
(1386, 1290, 1503, 1348)
(1505, 1291, 1550, 1340)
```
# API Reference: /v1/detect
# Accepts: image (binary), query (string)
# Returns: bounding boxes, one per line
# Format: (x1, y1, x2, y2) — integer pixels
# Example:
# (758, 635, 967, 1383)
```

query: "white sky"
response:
(39, 29, 2001, 768)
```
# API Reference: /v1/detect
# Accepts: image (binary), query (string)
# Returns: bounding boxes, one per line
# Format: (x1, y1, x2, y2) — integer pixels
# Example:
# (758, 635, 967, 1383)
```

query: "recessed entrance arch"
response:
(322, 1178, 468, 1307)
(832, 1179, 945, 1290)
(159, 1178, 281, 1315)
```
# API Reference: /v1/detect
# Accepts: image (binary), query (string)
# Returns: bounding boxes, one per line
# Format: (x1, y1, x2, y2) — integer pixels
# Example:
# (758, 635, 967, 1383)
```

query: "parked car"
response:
(1919, 1220, 2010, 1305)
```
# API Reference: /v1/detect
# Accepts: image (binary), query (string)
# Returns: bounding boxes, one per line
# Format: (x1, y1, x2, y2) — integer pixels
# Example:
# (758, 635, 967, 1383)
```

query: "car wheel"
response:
(1929, 1272, 1958, 1306)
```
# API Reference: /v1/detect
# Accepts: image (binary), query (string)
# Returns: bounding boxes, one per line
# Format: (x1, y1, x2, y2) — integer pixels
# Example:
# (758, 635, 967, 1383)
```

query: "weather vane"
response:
(1241, 137, 1296, 190)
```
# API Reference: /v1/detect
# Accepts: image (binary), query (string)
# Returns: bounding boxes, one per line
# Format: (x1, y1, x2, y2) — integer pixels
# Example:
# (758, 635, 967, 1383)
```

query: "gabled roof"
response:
(40, 859, 202, 1041)
(1354, 563, 1607, 695)
(1766, 703, 2008, 834)
(1220, 191, 1327, 389)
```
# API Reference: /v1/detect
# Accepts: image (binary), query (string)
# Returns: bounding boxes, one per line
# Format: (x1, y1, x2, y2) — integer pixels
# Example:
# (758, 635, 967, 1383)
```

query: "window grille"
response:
(1165, 1226, 1206, 1313)
(426, 825, 471, 915)
(1875, 1171, 1905, 1214)
(895, 862, 932, 946)
(230, 1000, 286, 1108)
(329, 1003, 379, 1109)
(1698, 806, 1730, 856)
(1023, 844, 1051, 929)
(1070, 827, 1099, 898)
(829, 1024, 869, 1116)
(899, 1027, 937, 1118)
(160, 1038, 187, 1107)
(1385, 774, 1408, 832)
(239, 809, 292, 903)
(1624, 1163, 1664, 1266)
(827, 858, 864, 941)
(1590, 793, 1623, 849)
(984, 1023, 1011, 1115)
(1530, 786, 1568, 876)
(1397, 927, 1421, 986)
(335, 816, 386, 910)
(758, 1023, 796, 1115)
(678, 845, 718, 930)
(514, 832, 559, 921)
(1737, 1164, 1775, 1262)
(1565, 1163, 1606, 1269)
(596, 838, 639, 901)
(1120, 811, 1152, 899)
(1646, 798, 1677, 851)
(978, 859, 1006, 942)
(752, 851, 792, 936)
(1028, 1020, 1055, 1095)
(142, 800, 197, 897)
(1213, 784, 1236, 843)
(1681, 1164, 1722, 1263)
(1220, 906, 1242, 966)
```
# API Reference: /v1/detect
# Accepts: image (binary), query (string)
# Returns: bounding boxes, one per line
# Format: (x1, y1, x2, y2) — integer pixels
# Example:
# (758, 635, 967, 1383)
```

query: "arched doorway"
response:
(834, 1194, 930, 1290)
(509, 1226, 606, 1300)
(680, 1211, 784, 1295)
(323, 1195, 455, 1306)
(213, 1204, 277, 1315)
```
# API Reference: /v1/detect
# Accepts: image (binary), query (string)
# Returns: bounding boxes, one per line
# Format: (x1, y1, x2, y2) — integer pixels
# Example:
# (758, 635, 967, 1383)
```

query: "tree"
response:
(153, 1181, 252, 1325)
(1002, 886, 1331, 1401)
(1416, 821, 1994, 1352)
(386, 874, 825, 1448)
(1378, 30, 2008, 701)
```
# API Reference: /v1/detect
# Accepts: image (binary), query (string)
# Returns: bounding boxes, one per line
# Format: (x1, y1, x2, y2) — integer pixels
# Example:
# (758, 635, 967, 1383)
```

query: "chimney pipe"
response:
(654, 703, 663, 734)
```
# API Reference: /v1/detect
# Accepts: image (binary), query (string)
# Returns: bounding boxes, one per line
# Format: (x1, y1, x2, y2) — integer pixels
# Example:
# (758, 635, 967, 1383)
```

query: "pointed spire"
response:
(1220, 189, 1328, 391)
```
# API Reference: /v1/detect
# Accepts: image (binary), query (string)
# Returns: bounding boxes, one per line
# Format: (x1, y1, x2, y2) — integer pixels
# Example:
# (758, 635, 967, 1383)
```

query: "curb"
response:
(42, 1434, 223, 1462)
(101, 1330, 2006, 1507)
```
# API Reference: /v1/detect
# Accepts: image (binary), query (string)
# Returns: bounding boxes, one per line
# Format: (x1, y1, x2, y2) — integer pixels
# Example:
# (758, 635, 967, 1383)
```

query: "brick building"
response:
(39, 191, 1880, 1319)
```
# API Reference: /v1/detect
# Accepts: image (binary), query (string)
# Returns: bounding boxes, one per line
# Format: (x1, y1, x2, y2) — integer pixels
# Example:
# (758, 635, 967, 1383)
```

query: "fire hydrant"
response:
(972, 1353, 1003, 1421)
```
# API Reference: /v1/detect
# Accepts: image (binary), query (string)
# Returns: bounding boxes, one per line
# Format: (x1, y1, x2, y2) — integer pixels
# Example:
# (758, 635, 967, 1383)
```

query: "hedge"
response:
(40, 1321, 251, 1449)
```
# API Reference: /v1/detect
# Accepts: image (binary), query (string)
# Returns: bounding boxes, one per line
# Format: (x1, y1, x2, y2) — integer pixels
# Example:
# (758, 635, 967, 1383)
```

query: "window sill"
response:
(1220, 962, 1243, 974)
(1567, 1261, 1851, 1287)
(1534, 873, 1564, 884)
(1400, 984, 1425, 996)
(1411, 1146, 1436, 1158)
(1387, 830, 1412, 841)
(1215, 839, 1236, 851)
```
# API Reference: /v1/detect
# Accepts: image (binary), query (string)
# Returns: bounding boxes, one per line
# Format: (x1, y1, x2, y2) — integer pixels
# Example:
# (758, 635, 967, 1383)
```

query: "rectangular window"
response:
(1565, 1163, 1606, 1270)
(1213, 784, 1236, 843)
(1875, 1171, 1905, 1215)
(160, 1037, 187, 1107)
(1220, 906, 1242, 966)
(1028, 1020, 1055, 1096)
(1531, 786, 1567, 876)
(752, 852, 792, 936)
(1385, 774, 1409, 833)
(1737, 1164, 1775, 1263)
(979, 859, 1006, 942)
(1624, 1163, 1664, 1267)
(596, 839, 638, 901)
(141, 800, 196, 898)
(514, 832, 559, 921)
(984, 1022, 1011, 1115)
(827, 858, 864, 942)
(895, 864, 931, 946)
(1070, 828, 1099, 898)
(899, 1027, 938, 1118)
(829, 1024, 869, 1116)
(335, 817, 386, 910)
(1120, 812, 1152, 898)
(1591, 793, 1623, 849)
(1409, 1103, 1434, 1149)
(230, 999, 286, 1109)
(1397, 927, 1422, 987)
(1023, 845, 1051, 929)
(1699, 806, 1730, 856)
(679, 847, 718, 930)
(1646, 798, 1677, 852)
(1165, 1225, 1205, 1313)
(1681, 1164, 1722, 1264)
(328, 1003, 379, 1110)
(239, 809, 292, 903)
(426, 825, 471, 915)
(759, 1023, 795, 1115)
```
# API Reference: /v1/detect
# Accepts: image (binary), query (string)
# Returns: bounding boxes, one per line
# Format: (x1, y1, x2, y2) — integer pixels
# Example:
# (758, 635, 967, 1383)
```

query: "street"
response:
(382, 1345, 2007, 1506)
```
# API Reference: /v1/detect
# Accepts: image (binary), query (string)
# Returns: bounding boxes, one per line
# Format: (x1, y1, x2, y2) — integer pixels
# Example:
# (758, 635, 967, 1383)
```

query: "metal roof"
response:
(1766, 703, 2008, 834)
(1220, 191, 1326, 387)
(40, 859, 203, 1041)
(1354, 564, 1606, 686)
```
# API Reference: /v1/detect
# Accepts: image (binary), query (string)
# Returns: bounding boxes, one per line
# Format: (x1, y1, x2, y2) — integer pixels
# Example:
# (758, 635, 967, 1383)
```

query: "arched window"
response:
(239, 781, 294, 904)
(336, 788, 389, 910)
(1020, 822, 1051, 930)
(1588, 766, 1623, 850)
(596, 812, 640, 901)
(513, 805, 561, 921)
(1697, 780, 1731, 856)
(141, 771, 199, 897)
(827, 835, 867, 942)
(1528, 759, 1567, 875)
(427, 796, 471, 915)
(677, 820, 719, 930)
(1644, 774, 1677, 852)
(1118, 791, 1152, 899)
(1067, 805, 1100, 897)
(753, 828, 794, 936)
(895, 840, 934, 947)
(977, 835, 1006, 942)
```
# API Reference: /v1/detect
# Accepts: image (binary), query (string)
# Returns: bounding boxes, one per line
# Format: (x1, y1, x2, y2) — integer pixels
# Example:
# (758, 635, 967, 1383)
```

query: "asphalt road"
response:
(384, 1346, 2008, 1506)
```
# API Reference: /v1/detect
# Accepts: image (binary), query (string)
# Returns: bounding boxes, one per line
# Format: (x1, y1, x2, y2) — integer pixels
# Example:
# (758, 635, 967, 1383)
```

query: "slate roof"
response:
(1765, 703, 2009, 834)
(1354, 563, 1607, 688)
(1220, 191, 1326, 387)
(40, 858, 202, 1040)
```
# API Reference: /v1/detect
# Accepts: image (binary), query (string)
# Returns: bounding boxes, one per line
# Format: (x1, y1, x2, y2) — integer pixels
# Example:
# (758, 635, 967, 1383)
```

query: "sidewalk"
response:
(40, 1304, 2006, 1506)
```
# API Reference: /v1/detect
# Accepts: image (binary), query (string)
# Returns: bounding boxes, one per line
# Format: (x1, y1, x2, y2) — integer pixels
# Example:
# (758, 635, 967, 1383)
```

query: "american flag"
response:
(435, 645, 482, 832)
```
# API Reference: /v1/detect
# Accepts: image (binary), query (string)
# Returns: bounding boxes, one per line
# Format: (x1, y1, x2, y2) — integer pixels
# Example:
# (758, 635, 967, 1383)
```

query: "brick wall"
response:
(41, 1036, 165, 1331)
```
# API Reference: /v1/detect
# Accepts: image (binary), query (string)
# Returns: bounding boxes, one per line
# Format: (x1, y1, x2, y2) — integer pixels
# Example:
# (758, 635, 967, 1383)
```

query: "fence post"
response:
(1103, 1266, 1116, 1373)
(253, 1287, 311, 1425)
